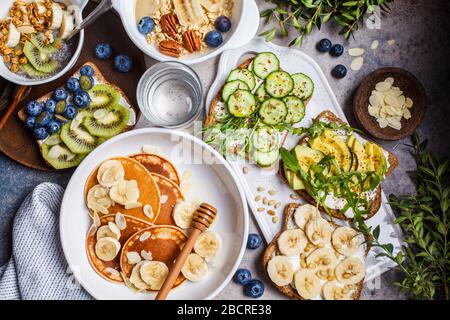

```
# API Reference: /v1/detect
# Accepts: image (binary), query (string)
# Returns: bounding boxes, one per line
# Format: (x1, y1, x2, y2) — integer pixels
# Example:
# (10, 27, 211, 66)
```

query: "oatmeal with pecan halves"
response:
(135, 0, 234, 58)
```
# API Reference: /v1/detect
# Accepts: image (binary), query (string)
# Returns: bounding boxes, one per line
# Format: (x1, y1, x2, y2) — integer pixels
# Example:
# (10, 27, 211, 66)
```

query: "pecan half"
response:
(159, 40, 182, 58)
(160, 13, 179, 39)
(182, 30, 201, 53)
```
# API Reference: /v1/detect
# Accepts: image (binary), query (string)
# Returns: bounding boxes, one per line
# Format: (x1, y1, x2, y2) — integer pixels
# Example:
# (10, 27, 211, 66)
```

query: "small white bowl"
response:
(113, 0, 260, 65)
(0, 0, 88, 86)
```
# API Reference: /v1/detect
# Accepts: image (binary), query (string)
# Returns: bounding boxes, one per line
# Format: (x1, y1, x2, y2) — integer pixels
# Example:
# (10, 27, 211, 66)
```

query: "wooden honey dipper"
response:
(155, 203, 217, 300)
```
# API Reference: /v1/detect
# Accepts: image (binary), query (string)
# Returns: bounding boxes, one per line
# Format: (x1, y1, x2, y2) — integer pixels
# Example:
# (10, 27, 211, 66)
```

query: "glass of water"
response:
(137, 61, 203, 128)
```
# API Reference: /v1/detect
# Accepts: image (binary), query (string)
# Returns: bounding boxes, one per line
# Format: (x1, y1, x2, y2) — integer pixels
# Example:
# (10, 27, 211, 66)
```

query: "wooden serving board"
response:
(0, 2, 146, 171)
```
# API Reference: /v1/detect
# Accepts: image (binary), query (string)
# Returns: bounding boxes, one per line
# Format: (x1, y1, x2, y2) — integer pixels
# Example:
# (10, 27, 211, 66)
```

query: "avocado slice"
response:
(294, 145, 324, 171)
(347, 135, 370, 172)
(365, 142, 387, 177)
(283, 163, 305, 190)
(310, 130, 352, 172)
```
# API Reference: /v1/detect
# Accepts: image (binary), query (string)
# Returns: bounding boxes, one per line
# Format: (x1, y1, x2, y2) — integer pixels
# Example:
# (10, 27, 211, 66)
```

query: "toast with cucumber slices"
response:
(204, 52, 314, 169)
(280, 110, 398, 221)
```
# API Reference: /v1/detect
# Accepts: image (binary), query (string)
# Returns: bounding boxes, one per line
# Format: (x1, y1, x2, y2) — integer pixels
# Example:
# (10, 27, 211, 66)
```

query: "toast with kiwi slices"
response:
(18, 62, 137, 170)
(204, 52, 314, 169)
(280, 110, 398, 221)
(263, 203, 370, 300)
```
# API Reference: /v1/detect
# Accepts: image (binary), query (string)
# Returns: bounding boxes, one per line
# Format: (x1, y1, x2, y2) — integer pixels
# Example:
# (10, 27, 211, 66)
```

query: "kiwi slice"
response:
(83, 104, 129, 138)
(60, 121, 103, 154)
(41, 140, 86, 169)
(30, 33, 62, 54)
(88, 84, 120, 110)
(20, 63, 46, 77)
(24, 41, 59, 74)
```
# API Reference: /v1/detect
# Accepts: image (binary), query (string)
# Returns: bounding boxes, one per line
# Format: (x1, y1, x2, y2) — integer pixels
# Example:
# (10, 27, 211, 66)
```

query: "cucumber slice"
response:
(252, 149, 280, 167)
(255, 82, 270, 102)
(252, 52, 280, 79)
(251, 126, 279, 152)
(259, 98, 287, 125)
(222, 80, 250, 102)
(227, 68, 256, 90)
(227, 89, 257, 117)
(265, 71, 294, 98)
(283, 96, 305, 124)
(292, 73, 314, 100)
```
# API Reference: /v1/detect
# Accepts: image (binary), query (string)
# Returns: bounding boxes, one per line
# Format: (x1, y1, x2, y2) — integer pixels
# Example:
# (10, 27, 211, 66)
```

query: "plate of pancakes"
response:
(60, 128, 249, 300)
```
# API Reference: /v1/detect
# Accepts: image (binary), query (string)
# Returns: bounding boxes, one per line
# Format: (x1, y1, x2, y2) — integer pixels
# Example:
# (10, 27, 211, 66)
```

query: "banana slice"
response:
(95, 237, 121, 261)
(199, 0, 225, 12)
(5, 21, 20, 48)
(173, 0, 206, 27)
(181, 253, 208, 282)
(130, 262, 150, 291)
(267, 255, 294, 287)
(194, 231, 222, 258)
(173, 201, 198, 229)
(335, 257, 365, 285)
(97, 160, 125, 188)
(59, 11, 75, 40)
(50, 2, 63, 29)
(294, 204, 321, 230)
(305, 218, 333, 246)
(331, 226, 361, 256)
(109, 180, 140, 206)
(139, 261, 169, 290)
(277, 229, 307, 256)
(96, 222, 121, 240)
(306, 247, 337, 274)
(87, 184, 113, 215)
(322, 281, 353, 300)
(294, 269, 321, 300)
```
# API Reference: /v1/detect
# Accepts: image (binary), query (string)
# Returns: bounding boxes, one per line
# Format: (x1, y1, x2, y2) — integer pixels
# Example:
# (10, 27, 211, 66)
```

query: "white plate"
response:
(60, 128, 249, 300)
(206, 38, 404, 282)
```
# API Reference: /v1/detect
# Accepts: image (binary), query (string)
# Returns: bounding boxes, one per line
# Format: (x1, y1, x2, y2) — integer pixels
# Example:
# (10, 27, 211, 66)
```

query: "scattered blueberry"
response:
(215, 16, 232, 32)
(316, 38, 332, 53)
(204, 30, 223, 48)
(331, 64, 347, 79)
(233, 268, 252, 285)
(62, 105, 77, 119)
(73, 90, 90, 108)
(114, 54, 133, 73)
(330, 44, 344, 57)
(55, 100, 67, 114)
(247, 233, 262, 249)
(54, 114, 69, 124)
(46, 120, 61, 134)
(44, 99, 57, 113)
(79, 75, 94, 91)
(33, 127, 49, 140)
(137, 16, 155, 35)
(36, 111, 52, 127)
(53, 88, 68, 102)
(95, 43, 113, 60)
(80, 65, 94, 77)
(244, 279, 264, 298)
(26, 100, 43, 117)
(66, 77, 81, 93)
(25, 116, 36, 129)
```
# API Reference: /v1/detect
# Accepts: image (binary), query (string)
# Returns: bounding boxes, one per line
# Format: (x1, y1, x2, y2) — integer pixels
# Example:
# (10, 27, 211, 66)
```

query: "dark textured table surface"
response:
(1, 0, 449, 300)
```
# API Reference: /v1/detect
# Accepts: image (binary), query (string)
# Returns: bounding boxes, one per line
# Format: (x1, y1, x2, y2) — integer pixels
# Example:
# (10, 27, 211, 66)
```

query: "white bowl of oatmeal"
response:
(0, 0, 87, 86)
(113, 0, 259, 65)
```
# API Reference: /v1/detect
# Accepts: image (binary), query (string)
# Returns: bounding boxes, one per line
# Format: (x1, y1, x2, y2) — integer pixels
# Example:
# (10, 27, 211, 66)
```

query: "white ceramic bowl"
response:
(60, 128, 249, 300)
(0, 0, 87, 86)
(113, 0, 259, 65)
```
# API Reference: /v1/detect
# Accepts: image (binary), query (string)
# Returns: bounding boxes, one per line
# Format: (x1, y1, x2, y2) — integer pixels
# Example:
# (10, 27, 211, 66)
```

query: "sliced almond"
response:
(348, 48, 365, 56)
(370, 40, 379, 50)
(115, 212, 127, 230)
(125, 202, 142, 209)
(350, 57, 364, 71)
(126, 251, 142, 265)
(139, 231, 151, 242)
(143, 204, 154, 220)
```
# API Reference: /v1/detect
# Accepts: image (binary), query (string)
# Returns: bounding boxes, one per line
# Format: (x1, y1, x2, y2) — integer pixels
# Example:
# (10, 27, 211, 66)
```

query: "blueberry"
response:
(95, 43, 113, 60)
(79, 75, 94, 91)
(25, 116, 36, 129)
(36, 111, 52, 127)
(80, 65, 94, 77)
(66, 77, 81, 93)
(53, 88, 68, 102)
(204, 30, 223, 48)
(330, 44, 344, 57)
(46, 120, 61, 134)
(233, 268, 252, 285)
(62, 105, 77, 119)
(215, 16, 232, 32)
(331, 64, 347, 79)
(244, 279, 264, 298)
(55, 100, 67, 114)
(33, 127, 49, 140)
(73, 90, 90, 108)
(247, 233, 262, 249)
(137, 17, 155, 35)
(114, 54, 133, 73)
(26, 100, 43, 117)
(317, 38, 332, 53)
(54, 114, 69, 124)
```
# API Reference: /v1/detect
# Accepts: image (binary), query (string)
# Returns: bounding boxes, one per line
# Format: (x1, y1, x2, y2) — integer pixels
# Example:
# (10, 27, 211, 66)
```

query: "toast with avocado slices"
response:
(280, 110, 398, 221)
(204, 52, 314, 169)
(263, 203, 369, 300)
